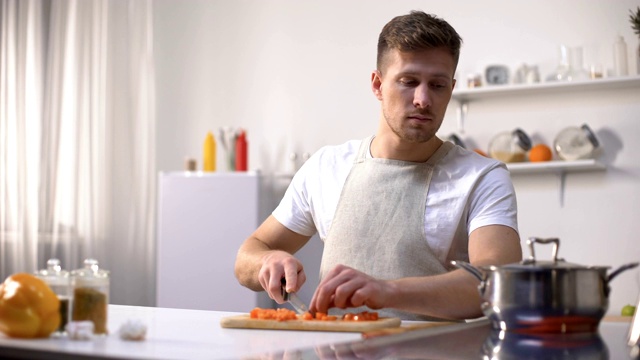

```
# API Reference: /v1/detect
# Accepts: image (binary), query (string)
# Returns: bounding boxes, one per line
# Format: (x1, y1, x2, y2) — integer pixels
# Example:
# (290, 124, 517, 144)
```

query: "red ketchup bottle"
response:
(235, 130, 248, 171)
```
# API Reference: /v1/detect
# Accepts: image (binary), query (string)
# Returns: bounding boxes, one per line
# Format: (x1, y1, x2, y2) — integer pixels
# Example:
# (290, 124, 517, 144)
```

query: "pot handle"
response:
(450, 260, 483, 282)
(607, 262, 640, 283)
(526, 237, 560, 263)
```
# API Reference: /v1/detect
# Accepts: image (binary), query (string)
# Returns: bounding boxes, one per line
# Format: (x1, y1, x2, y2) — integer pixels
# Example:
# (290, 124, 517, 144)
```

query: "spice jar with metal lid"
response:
(553, 124, 600, 161)
(488, 128, 532, 163)
(35, 258, 71, 334)
(71, 259, 109, 335)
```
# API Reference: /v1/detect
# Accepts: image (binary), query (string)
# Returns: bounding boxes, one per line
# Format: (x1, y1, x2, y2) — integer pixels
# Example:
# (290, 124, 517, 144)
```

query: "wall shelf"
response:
(506, 159, 605, 207)
(506, 159, 606, 175)
(451, 76, 640, 132)
(452, 76, 640, 102)
(449, 75, 629, 205)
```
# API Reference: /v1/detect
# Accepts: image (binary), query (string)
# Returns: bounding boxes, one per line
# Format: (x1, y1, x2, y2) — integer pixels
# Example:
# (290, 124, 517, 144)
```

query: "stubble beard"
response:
(383, 108, 439, 144)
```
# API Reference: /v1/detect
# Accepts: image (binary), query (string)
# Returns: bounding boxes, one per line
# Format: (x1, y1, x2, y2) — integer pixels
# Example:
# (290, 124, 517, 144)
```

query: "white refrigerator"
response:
(156, 171, 273, 311)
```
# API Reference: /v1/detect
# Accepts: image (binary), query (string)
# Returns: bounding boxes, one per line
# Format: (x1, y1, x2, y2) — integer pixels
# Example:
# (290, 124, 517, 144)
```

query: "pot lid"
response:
(491, 259, 610, 272)
(483, 237, 609, 272)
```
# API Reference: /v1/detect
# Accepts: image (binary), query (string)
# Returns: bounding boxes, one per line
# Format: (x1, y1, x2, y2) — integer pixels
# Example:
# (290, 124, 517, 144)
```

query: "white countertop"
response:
(3, 305, 630, 359)
(0, 305, 363, 359)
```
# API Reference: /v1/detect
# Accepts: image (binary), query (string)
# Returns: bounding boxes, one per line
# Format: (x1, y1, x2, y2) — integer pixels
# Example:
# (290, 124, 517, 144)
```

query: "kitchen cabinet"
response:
(156, 172, 273, 312)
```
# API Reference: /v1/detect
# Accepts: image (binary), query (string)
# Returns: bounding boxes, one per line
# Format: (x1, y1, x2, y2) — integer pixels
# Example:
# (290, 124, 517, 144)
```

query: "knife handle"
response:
(280, 277, 289, 301)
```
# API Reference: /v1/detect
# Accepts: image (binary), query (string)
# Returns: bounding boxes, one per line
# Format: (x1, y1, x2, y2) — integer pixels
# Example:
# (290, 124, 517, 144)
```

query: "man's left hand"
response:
(309, 264, 393, 314)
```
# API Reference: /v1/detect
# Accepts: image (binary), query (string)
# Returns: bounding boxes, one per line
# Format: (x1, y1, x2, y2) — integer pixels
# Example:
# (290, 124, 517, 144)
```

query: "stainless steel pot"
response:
(452, 237, 639, 334)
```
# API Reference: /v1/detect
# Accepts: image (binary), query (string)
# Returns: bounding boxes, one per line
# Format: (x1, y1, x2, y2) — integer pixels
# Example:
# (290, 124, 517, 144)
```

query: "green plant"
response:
(630, 6, 640, 37)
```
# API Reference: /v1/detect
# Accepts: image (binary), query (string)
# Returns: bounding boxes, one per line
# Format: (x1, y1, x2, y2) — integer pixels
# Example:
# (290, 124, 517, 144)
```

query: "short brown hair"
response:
(377, 11, 462, 73)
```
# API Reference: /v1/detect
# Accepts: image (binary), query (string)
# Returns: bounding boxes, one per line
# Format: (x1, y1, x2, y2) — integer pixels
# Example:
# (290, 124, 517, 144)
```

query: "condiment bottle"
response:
(35, 259, 71, 335)
(71, 259, 110, 335)
(553, 124, 600, 161)
(235, 129, 248, 171)
(488, 128, 532, 163)
(203, 131, 217, 172)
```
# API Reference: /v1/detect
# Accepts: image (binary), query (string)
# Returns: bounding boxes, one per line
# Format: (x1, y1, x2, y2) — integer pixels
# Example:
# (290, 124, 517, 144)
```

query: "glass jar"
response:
(488, 128, 532, 163)
(35, 259, 70, 334)
(71, 259, 110, 335)
(546, 45, 572, 82)
(569, 46, 590, 81)
(553, 124, 599, 161)
(467, 73, 482, 88)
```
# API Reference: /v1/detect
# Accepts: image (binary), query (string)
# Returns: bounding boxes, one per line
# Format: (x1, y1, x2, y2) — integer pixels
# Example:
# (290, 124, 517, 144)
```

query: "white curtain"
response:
(0, 0, 156, 306)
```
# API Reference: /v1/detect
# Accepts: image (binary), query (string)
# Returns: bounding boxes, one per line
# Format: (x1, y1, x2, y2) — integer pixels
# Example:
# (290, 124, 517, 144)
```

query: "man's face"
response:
(372, 48, 456, 144)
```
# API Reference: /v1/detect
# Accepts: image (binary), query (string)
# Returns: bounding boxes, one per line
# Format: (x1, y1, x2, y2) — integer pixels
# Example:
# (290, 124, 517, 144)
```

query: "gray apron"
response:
(319, 136, 454, 321)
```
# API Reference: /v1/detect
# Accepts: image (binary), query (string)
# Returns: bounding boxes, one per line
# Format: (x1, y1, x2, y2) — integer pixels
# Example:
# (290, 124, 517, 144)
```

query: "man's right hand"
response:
(258, 250, 307, 303)
(235, 215, 312, 300)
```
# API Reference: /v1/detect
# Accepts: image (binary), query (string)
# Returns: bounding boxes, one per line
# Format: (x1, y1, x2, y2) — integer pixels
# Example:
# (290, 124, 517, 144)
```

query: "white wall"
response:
(153, 0, 640, 315)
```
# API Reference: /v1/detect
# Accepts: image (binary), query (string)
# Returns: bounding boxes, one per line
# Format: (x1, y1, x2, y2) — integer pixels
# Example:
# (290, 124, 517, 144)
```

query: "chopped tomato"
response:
(341, 311, 379, 321)
(249, 308, 380, 322)
(314, 312, 326, 320)
(250, 308, 261, 318)
(249, 307, 297, 321)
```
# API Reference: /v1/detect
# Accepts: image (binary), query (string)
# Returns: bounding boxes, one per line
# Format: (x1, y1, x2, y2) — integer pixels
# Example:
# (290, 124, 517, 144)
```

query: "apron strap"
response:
(355, 136, 454, 165)
(354, 136, 374, 164)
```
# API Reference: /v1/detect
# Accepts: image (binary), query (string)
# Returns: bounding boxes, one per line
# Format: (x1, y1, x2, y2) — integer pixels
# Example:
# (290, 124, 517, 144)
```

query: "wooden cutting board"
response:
(220, 314, 401, 332)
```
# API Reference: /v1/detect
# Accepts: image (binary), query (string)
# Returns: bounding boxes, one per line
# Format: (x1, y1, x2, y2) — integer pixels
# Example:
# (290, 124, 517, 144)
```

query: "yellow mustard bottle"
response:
(203, 132, 216, 172)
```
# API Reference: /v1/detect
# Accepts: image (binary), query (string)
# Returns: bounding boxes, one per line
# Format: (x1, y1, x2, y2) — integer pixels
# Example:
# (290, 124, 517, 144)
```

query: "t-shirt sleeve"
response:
(467, 163, 519, 234)
(272, 160, 318, 237)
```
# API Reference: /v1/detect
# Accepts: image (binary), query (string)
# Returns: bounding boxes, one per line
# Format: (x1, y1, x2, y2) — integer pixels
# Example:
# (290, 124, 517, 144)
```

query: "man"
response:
(235, 10, 522, 321)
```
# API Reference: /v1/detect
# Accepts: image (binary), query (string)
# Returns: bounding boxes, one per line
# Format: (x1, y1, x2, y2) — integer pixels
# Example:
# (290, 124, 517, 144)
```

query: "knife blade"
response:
(280, 278, 310, 315)
(629, 297, 640, 347)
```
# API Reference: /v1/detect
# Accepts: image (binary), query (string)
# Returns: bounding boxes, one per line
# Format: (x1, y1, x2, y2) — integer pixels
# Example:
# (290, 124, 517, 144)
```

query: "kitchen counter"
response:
(0, 305, 635, 359)
(295, 317, 635, 359)
(0, 305, 362, 359)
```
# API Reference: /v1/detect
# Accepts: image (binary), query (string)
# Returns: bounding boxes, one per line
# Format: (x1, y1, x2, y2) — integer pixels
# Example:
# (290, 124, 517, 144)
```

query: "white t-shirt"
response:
(272, 138, 519, 265)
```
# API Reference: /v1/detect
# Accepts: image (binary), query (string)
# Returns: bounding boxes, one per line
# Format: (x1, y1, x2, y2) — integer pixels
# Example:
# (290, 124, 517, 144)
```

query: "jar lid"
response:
(581, 124, 600, 148)
(512, 128, 532, 151)
(35, 258, 69, 285)
(71, 258, 110, 279)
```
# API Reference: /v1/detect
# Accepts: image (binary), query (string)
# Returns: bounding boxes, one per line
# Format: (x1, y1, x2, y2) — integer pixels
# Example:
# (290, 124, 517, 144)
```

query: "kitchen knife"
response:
(628, 298, 640, 349)
(280, 278, 310, 315)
